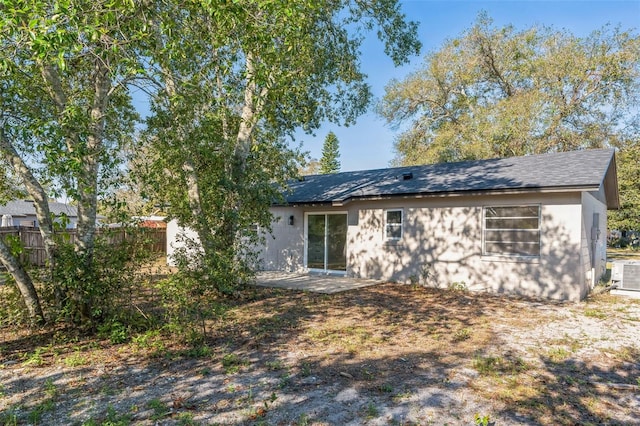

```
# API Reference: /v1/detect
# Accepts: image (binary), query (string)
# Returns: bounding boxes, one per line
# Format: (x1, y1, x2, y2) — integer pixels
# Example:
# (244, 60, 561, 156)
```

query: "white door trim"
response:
(304, 211, 348, 275)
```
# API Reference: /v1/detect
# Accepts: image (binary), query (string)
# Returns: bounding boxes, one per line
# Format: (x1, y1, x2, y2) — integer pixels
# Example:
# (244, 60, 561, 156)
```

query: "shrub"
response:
(0, 277, 29, 326)
(40, 226, 157, 329)
(157, 234, 247, 344)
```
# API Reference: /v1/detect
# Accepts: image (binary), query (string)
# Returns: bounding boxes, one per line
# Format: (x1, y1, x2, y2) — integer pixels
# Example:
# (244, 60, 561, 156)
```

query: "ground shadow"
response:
(2, 283, 638, 425)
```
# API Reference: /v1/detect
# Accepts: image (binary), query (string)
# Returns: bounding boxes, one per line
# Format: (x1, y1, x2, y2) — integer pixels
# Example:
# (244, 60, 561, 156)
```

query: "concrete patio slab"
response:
(255, 271, 381, 294)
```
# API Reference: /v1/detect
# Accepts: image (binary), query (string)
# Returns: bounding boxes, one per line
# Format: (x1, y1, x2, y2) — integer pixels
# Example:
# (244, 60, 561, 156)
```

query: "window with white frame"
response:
(483, 205, 541, 256)
(385, 209, 403, 240)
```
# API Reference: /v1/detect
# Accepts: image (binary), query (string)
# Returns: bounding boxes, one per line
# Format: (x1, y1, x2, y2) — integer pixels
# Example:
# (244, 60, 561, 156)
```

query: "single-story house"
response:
(257, 149, 619, 301)
(0, 199, 79, 229)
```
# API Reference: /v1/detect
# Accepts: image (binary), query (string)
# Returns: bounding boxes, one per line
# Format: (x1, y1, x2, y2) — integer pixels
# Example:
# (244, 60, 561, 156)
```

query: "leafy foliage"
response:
(298, 158, 321, 176)
(0, 0, 420, 330)
(156, 235, 241, 344)
(0, 274, 27, 326)
(379, 13, 640, 165)
(41, 227, 157, 327)
(609, 142, 640, 231)
(0, 0, 145, 324)
(138, 0, 420, 339)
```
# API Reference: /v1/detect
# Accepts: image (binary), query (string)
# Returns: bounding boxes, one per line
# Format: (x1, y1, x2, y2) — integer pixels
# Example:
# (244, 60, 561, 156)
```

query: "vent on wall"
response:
(611, 260, 640, 291)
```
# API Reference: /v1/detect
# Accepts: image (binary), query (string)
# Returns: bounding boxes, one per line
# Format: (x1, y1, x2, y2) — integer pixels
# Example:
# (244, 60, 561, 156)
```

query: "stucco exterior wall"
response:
(344, 193, 585, 300)
(264, 192, 592, 300)
(257, 207, 305, 272)
(580, 191, 608, 295)
(166, 219, 201, 267)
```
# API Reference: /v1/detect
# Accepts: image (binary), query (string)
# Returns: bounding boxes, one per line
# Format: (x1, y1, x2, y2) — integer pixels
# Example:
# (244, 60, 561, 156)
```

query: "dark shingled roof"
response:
(284, 149, 619, 208)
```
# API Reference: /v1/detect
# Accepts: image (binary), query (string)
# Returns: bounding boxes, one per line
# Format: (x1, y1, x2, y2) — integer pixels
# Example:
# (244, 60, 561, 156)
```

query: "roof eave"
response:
(602, 152, 620, 209)
(279, 185, 602, 206)
(346, 185, 601, 202)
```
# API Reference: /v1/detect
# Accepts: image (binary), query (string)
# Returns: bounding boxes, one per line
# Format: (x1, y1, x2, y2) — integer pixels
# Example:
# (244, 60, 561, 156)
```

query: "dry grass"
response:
(1, 279, 639, 425)
(608, 247, 640, 261)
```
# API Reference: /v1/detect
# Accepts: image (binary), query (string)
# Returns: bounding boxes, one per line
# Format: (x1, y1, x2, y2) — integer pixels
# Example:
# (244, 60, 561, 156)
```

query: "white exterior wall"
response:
(580, 192, 608, 294)
(165, 190, 606, 301)
(257, 207, 305, 272)
(264, 192, 591, 300)
(166, 219, 201, 267)
(344, 193, 584, 300)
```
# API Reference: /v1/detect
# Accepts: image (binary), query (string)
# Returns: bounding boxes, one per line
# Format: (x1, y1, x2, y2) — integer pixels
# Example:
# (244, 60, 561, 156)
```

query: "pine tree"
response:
(320, 131, 341, 174)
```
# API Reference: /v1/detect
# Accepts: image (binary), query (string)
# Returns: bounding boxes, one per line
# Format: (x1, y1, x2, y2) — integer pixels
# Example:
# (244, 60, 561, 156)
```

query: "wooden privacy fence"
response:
(0, 226, 166, 267)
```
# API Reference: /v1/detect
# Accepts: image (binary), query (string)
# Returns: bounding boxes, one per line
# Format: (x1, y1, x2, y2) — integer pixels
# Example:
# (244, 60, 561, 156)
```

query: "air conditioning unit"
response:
(611, 260, 640, 291)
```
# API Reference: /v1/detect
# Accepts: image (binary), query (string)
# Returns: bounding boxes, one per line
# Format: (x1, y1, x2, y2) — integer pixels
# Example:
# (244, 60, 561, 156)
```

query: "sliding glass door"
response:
(306, 213, 347, 272)
(307, 215, 327, 269)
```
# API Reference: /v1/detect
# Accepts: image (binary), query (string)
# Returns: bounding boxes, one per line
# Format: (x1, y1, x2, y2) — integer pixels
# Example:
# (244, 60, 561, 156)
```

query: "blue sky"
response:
(297, 0, 640, 172)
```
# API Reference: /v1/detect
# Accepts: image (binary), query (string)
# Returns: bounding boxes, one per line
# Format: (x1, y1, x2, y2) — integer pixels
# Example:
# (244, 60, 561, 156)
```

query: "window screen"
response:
(386, 209, 403, 240)
(483, 205, 540, 256)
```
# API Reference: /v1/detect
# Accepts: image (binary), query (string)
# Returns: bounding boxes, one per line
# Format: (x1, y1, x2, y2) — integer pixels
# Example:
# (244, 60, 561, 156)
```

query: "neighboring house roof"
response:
(132, 216, 167, 228)
(0, 200, 78, 218)
(284, 149, 619, 209)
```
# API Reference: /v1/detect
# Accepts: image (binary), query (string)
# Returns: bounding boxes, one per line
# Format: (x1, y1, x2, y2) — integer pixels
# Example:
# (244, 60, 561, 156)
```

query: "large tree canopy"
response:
(379, 14, 640, 165)
(126, 1, 420, 335)
(137, 0, 421, 298)
(0, 0, 420, 325)
(0, 0, 144, 324)
(609, 139, 640, 232)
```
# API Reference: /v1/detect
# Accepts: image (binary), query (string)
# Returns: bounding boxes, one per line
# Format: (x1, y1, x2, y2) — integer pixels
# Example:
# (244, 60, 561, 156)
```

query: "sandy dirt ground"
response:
(1, 283, 640, 425)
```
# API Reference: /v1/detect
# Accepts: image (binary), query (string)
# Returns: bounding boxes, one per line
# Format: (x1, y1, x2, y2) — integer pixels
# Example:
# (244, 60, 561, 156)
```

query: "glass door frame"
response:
(304, 211, 348, 275)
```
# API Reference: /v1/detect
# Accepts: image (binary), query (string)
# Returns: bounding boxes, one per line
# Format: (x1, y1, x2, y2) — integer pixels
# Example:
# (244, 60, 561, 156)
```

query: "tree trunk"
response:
(0, 127, 59, 313)
(218, 53, 271, 249)
(0, 129, 57, 261)
(67, 59, 110, 323)
(182, 159, 217, 259)
(0, 238, 45, 325)
(75, 60, 110, 258)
